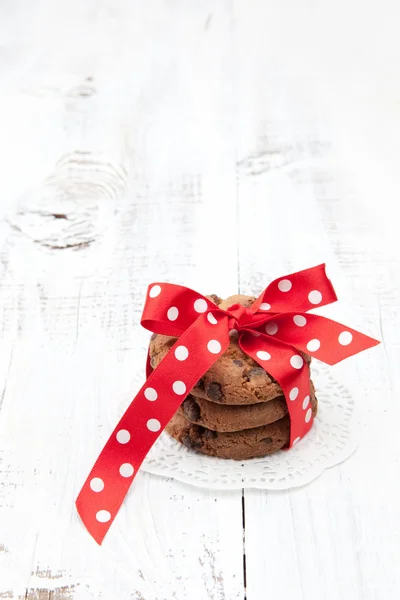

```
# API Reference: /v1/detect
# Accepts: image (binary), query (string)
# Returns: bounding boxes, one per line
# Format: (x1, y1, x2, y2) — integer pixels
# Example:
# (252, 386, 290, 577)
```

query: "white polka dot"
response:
(338, 331, 353, 346)
(293, 315, 307, 327)
(229, 329, 238, 337)
(96, 510, 111, 523)
(290, 355, 304, 369)
(90, 477, 104, 492)
(116, 429, 130, 444)
(173, 381, 186, 395)
(149, 285, 161, 298)
(265, 322, 278, 335)
(302, 395, 310, 410)
(194, 298, 208, 313)
(167, 306, 179, 321)
(175, 345, 189, 361)
(260, 302, 271, 311)
(119, 463, 134, 478)
(147, 418, 161, 432)
(307, 339, 321, 352)
(207, 312, 218, 325)
(308, 290, 322, 305)
(256, 350, 271, 361)
(251, 331, 261, 337)
(289, 387, 299, 401)
(305, 408, 313, 423)
(278, 279, 292, 292)
(293, 437, 301, 445)
(144, 387, 158, 401)
(207, 339, 222, 354)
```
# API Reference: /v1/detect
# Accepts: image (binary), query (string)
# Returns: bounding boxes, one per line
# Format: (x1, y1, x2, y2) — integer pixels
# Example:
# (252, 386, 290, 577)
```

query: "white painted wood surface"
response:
(0, 1, 399, 598)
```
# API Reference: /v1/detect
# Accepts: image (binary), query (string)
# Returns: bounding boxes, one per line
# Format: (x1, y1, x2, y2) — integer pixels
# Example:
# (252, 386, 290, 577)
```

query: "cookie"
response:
(182, 393, 288, 432)
(166, 394, 317, 460)
(149, 294, 311, 405)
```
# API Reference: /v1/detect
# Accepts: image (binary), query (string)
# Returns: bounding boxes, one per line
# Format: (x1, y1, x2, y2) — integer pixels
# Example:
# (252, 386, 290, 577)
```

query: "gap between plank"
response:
(242, 489, 247, 600)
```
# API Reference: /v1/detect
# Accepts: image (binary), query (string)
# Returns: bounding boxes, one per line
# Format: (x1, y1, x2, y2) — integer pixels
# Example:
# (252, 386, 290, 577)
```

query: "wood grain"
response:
(1, 0, 400, 598)
(234, 3, 400, 599)
(0, 2, 244, 598)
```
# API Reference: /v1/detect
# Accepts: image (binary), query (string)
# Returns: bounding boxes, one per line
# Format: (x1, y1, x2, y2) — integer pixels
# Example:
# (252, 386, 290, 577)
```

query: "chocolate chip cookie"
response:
(149, 294, 311, 405)
(166, 394, 317, 460)
(182, 394, 288, 432)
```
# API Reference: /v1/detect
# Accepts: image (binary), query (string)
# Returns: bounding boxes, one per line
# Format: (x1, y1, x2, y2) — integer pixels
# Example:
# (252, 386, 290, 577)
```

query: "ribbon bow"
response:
(76, 264, 379, 544)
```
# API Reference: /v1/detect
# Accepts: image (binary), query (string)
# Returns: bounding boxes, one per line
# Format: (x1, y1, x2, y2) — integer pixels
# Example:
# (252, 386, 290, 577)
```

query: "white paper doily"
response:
(113, 362, 357, 490)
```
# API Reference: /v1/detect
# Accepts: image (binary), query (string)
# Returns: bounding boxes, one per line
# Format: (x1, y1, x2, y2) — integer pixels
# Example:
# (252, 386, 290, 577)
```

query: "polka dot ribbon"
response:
(76, 264, 379, 544)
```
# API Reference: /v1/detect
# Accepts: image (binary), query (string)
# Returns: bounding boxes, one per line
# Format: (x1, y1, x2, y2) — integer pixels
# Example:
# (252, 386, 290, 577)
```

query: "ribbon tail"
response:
(146, 349, 152, 379)
(76, 312, 230, 544)
(239, 333, 313, 447)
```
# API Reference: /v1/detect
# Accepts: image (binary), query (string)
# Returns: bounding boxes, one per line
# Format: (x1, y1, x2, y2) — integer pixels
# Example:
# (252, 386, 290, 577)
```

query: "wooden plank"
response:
(0, 1, 245, 598)
(234, 2, 400, 599)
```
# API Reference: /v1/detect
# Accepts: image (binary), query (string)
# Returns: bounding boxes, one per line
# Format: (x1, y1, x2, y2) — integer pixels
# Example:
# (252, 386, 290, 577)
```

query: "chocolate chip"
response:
(183, 397, 201, 422)
(195, 378, 205, 391)
(240, 298, 254, 308)
(150, 333, 158, 341)
(208, 294, 221, 305)
(181, 434, 202, 450)
(233, 359, 243, 367)
(203, 428, 218, 440)
(150, 357, 157, 368)
(206, 382, 223, 402)
(248, 367, 267, 379)
(261, 437, 273, 444)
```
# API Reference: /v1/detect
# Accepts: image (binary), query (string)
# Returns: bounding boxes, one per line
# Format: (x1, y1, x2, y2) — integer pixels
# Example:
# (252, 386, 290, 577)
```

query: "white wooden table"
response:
(1, 1, 399, 598)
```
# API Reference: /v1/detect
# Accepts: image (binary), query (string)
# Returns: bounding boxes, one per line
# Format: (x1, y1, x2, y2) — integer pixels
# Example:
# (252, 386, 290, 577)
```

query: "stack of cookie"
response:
(149, 294, 317, 460)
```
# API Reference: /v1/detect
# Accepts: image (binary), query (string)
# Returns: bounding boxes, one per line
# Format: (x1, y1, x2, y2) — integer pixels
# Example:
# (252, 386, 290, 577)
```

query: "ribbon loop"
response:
(141, 283, 218, 337)
(251, 264, 338, 314)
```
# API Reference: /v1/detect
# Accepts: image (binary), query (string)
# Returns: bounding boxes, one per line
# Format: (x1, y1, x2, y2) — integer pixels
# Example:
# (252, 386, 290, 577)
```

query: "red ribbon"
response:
(76, 264, 379, 544)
